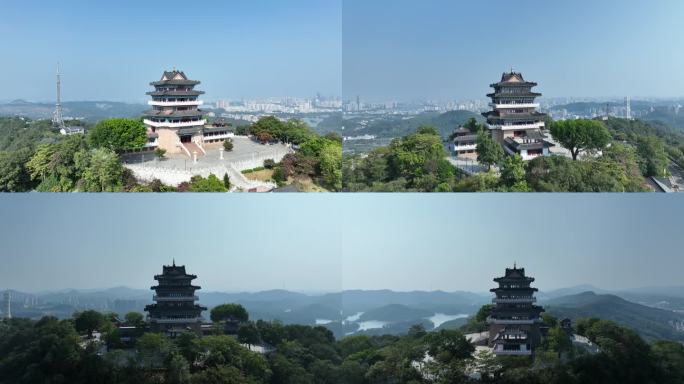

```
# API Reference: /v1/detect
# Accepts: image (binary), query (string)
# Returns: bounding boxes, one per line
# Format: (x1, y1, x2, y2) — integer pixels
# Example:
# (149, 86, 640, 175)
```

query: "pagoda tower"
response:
(143, 70, 205, 156)
(145, 261, 206, 335)
(483, 71, 551, 160)
(487, 264, 544, 356)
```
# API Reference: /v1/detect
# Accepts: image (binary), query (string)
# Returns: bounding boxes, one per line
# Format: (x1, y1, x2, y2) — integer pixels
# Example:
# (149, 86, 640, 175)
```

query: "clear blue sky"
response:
(0, 194, 682, 293)
(343, 0, 684, 101)
(0, 0, 341, 102)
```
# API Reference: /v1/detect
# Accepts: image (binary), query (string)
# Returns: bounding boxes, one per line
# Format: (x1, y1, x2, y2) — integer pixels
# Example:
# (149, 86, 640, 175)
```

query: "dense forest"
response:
(2, 305, 684, 384)
(343, 117, 683, 192)
(0, 116, 341, 192)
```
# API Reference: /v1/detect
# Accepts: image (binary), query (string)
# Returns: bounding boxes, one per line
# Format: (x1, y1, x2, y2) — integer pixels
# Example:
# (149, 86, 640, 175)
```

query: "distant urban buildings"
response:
(3, 291, 11, 319)
(488, 264, 543, 356)
(214, 96, 341, 115)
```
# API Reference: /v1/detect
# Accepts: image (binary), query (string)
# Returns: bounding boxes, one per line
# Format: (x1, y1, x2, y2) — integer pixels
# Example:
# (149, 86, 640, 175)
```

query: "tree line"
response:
(344, 116, 678, 192)
(0, 115, 341, 192)
(2, 303, 684, 383)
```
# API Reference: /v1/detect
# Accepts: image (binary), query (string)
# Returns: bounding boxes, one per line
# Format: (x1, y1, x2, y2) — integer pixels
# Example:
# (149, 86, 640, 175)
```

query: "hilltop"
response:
(545, 291, 684, 342)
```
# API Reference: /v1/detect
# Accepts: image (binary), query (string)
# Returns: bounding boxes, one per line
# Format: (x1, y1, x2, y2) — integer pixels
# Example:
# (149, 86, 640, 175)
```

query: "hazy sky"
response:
(343, 0, 684, 101)
(0, 0, 341, 102)
(4, 1, 682, 103)
(1, 194, 682, 293)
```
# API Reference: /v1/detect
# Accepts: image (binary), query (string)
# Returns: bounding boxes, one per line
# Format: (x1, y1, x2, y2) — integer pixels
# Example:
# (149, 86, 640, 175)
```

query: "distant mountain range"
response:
(345, 110, 483, 139)
(545, 291, 684, 342)
(5, 286, 684, 341)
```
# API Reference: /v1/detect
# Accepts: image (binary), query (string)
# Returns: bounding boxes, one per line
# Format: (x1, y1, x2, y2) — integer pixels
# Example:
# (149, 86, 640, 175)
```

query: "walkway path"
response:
(446, 156, 488, 175)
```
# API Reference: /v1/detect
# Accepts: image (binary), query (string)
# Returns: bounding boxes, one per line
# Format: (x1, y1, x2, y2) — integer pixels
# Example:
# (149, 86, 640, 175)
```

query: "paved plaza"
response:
(122, 136, 290, 170)
(122, 136, 292, 191)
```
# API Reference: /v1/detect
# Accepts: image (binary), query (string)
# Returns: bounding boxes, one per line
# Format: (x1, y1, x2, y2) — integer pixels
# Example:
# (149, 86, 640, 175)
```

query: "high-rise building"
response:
(3, 291, 11, 319)
(625, 97, 632, 119)
(144, 261, 206, 336)
(483, 71, 551, 160)
(488, 264, 544, 356)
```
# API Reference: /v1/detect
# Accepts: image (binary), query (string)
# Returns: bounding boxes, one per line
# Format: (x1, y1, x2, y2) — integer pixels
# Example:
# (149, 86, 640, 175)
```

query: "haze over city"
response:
(1, 194, 682, 293)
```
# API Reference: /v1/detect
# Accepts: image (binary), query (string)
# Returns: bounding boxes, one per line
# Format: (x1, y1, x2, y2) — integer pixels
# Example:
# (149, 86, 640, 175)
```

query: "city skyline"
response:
(1, 194, 683, 293)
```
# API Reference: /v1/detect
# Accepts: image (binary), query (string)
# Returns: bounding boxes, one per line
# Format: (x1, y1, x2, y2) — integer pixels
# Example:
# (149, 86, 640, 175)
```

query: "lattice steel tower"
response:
(52, 63, 65, 129)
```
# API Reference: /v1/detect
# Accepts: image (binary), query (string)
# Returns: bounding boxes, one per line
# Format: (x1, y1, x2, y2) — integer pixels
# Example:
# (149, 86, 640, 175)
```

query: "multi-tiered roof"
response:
(483, 71, 550, 159)
(488, 264, 544, 356)
(145, 261, 206, 333)
(143, 70, 205, 131)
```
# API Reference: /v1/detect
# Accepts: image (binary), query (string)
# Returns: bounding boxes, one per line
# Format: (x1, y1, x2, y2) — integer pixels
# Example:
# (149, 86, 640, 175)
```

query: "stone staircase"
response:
(182, 142, 204, 158)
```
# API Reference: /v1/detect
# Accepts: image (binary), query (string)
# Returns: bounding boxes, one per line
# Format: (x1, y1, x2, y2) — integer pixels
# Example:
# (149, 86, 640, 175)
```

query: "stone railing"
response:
(231, 147, 293, 171)
(124, 163, 277, 191)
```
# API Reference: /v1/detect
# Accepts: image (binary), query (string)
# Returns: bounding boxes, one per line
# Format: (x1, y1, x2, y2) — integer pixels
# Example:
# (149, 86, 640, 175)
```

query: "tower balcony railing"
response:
(492, 297, 536, 303)
(153, 295, 199, 301)
(144, 119, 207, 128)
(488, 122, 545, 131)
(486, 316, 540, 325)
(493, 344, 532, 355)
(149, 317, 203, 324)
(202, 132, 234, 140)
(148, 100, 203, 107)
(453, 143, 477, 151)
(489, 103, 539, 109)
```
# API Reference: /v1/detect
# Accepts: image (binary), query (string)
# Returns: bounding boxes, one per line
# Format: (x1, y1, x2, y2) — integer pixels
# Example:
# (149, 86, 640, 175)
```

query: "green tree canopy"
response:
(81, 148, 124, 192)
(210, 303, 249, 323)
(387, 128, 453, 190)
(237, 322, 261, 348)
(27, 135, 89, 191)
(73, 310, 106, 337)
(88, 118, 147, 151)
(319, 141, 342, 191)
(500, 154, 527, 187)
(550, 119, 611, 160)
(124, 312, 145, 328)
(136, 332, 174, 369)
(188, 174, 228, 192)
(476, 130, 504, 170)
(463, 117, 484, 133)
(425, 329, 474, 362)
(636, 136, 668, 177)
(222, 138, 234, 151)
(0, 148, 37, 192)
(415, 124, 440, 136)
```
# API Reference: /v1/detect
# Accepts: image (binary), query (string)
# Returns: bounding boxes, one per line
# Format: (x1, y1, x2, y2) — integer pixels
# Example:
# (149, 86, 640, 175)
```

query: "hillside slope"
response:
(546, 291, 684, 342)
